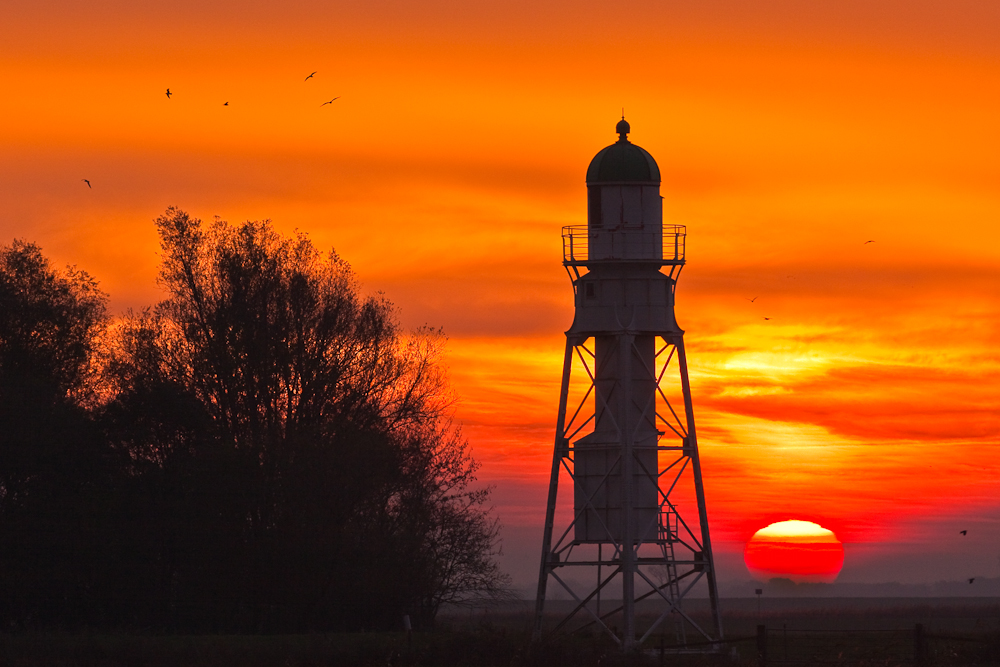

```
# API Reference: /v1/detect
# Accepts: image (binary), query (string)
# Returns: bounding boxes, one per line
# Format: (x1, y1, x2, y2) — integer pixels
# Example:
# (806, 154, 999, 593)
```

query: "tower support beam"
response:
(533, 338, 576, 641)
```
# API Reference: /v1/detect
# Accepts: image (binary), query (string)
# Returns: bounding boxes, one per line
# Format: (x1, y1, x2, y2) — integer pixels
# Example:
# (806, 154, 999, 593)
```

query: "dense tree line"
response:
(0, 208, 507, 632)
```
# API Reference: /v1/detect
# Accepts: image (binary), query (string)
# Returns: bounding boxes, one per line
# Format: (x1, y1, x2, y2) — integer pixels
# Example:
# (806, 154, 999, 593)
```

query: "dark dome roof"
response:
(586, 119, 660, 185)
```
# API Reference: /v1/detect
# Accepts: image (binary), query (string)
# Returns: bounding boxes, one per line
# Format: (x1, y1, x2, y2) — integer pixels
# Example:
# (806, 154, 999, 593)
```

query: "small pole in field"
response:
(756, 624, 768, 666)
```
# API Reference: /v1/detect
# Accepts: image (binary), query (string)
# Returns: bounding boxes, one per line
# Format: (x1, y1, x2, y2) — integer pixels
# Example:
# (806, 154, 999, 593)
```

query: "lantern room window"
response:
(588, 187, 602, 227)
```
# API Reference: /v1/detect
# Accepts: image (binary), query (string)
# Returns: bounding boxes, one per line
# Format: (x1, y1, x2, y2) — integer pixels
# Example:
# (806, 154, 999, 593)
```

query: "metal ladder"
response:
(659, 509, 686, 644)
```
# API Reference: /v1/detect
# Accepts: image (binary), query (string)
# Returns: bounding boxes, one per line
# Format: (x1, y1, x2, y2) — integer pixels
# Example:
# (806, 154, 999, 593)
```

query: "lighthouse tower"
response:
(533, 119, 723, 651)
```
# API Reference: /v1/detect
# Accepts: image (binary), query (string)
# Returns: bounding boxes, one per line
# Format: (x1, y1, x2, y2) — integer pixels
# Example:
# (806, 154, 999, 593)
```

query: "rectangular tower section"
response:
(573, 335, 659, 543)
(588, 184, 663, 261)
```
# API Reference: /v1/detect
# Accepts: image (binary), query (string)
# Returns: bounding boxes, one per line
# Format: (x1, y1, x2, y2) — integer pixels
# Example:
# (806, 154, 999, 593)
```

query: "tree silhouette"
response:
(98, 208, 507, 631)
(0, 215, 506, 632)
(0, 240, 117, 628)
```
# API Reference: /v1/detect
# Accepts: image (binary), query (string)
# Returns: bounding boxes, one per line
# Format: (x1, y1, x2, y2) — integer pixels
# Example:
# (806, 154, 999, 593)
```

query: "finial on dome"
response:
(616, 117, 630, 142)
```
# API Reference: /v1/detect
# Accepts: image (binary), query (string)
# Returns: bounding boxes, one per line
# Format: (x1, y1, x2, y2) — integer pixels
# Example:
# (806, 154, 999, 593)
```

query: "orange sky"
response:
(2, 0, 998, 591)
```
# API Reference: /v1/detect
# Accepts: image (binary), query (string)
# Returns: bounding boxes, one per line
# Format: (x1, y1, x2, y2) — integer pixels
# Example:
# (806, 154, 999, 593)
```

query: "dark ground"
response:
(0, 598, 997, 666)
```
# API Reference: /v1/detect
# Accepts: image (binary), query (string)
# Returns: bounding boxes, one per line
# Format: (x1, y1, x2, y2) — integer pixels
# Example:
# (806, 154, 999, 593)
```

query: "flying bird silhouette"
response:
(166, 88, 172, 99)
(320, 96, 340, 106)
(969, 578, 975, 584)
(763, 317, 772, 321)
(305, 71, 317, 81)
(223, 102, 229, 106)
(960, 530, 967, 535)
(864, 240, 874, 244)
(746, 296, 758, 303)
(82, 179, 91, 188)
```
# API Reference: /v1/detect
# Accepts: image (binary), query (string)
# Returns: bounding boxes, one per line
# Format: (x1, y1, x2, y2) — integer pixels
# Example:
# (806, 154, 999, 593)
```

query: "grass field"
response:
(0, 598, 997, 666)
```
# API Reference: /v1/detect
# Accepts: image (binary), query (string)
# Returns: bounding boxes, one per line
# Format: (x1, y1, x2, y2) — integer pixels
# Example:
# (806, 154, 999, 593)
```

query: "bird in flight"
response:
(746, 296, 758, 303)
(82, 179, 91, 188)
(763, 317, 772, 321)
(305, 71, 317, 81)
(223, 102, 229, 106)
(960, 530, 967, 535)
(320, 96, 340, 106)
(969, 578, 975, 584)
(863, 240, 874, 244)
(166, 88, 172, 99)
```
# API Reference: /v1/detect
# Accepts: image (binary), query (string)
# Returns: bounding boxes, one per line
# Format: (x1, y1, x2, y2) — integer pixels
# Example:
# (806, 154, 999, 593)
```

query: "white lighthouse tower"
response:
(533, 119, 723, 651)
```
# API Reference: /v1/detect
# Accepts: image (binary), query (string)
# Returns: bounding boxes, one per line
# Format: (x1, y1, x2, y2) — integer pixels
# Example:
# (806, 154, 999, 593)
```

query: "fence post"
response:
(914, 623, 925, 665)
(757, 624, 767, 666)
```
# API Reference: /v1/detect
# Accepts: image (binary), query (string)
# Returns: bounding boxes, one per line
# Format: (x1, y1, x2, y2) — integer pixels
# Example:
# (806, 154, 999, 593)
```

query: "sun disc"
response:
(744, 520, 844, 583)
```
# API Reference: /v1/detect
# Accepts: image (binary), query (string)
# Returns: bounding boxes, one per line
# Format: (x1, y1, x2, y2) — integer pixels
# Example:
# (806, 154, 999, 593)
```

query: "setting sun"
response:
(744, 520, 845, 584)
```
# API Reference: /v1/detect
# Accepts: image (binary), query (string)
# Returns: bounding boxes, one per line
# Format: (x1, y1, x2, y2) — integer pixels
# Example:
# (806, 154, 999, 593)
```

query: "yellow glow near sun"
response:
(753, 520, 839, 543)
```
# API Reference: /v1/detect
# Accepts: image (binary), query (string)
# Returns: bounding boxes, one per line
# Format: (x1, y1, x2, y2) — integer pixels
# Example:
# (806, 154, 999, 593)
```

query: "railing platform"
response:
(562, 224, 686, 266)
